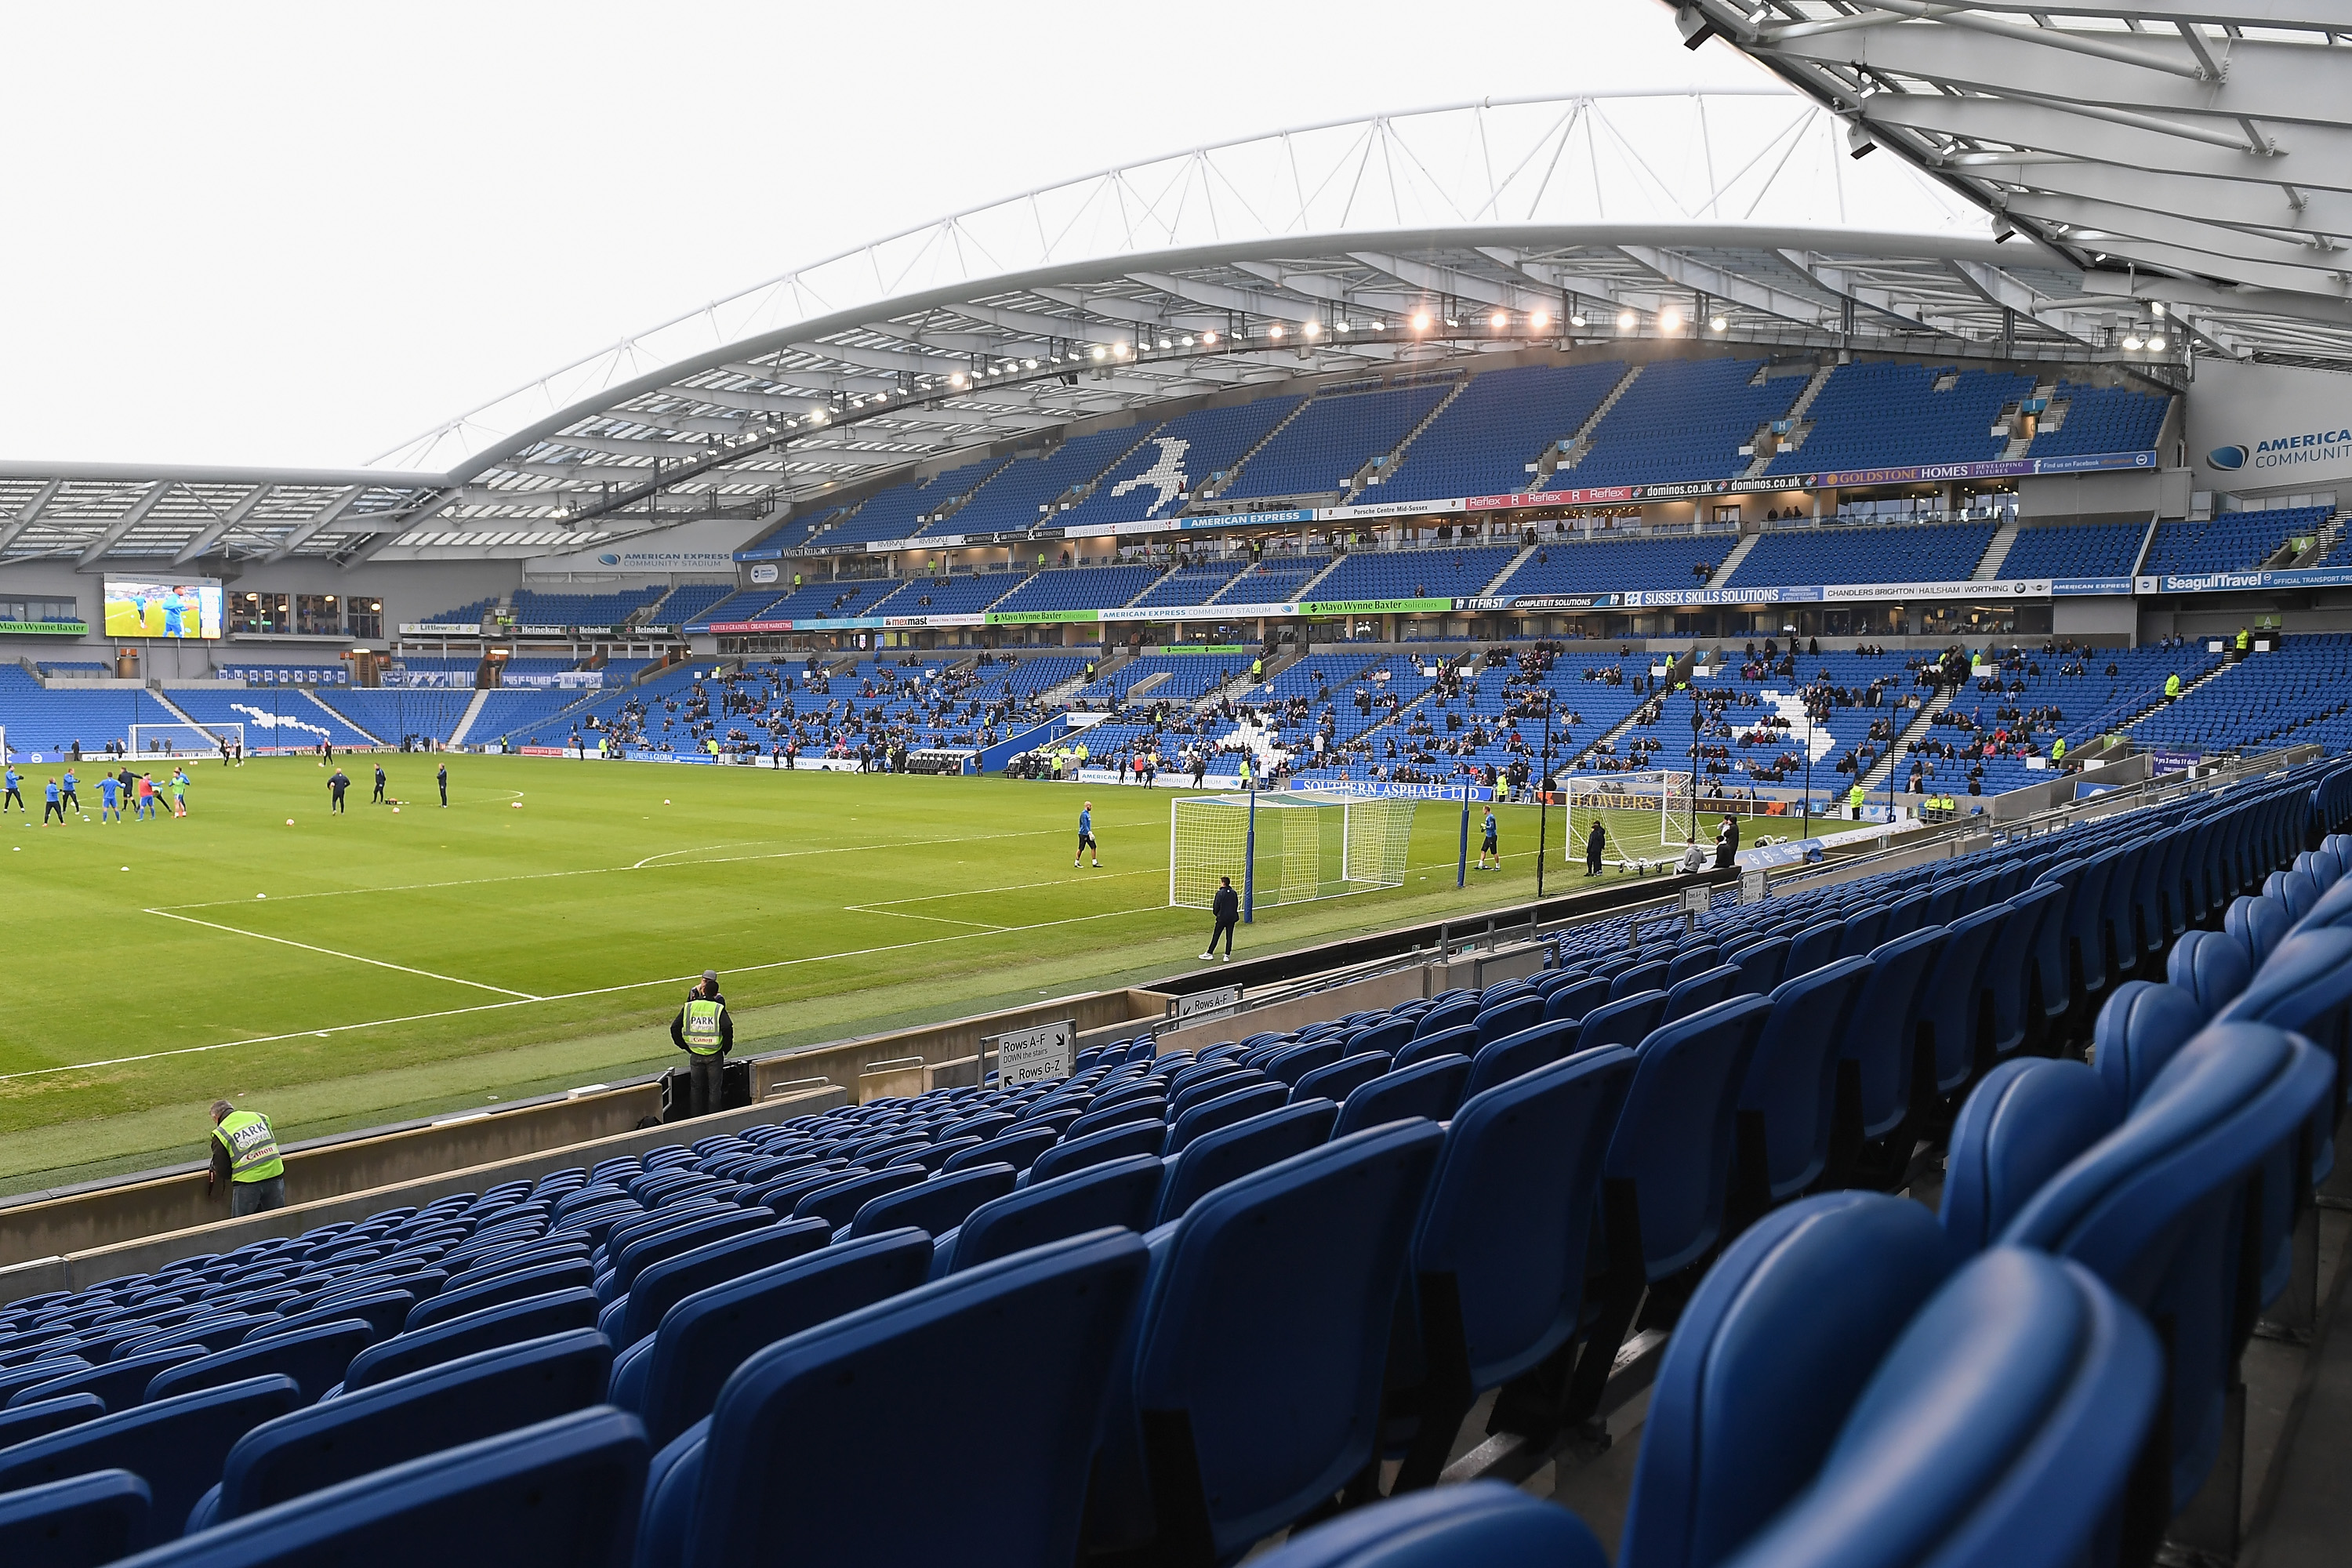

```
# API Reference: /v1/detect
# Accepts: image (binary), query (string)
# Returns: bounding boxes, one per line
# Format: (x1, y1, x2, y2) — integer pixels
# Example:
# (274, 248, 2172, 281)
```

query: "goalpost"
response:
(1169, 790, 1418, 913)
(128, 722, 244, 761)
(1563, 770, 1695, 862)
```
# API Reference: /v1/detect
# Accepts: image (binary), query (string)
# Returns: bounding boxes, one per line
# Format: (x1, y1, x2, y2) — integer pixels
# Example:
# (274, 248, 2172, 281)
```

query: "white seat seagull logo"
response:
(1109, 437, 1191, 517)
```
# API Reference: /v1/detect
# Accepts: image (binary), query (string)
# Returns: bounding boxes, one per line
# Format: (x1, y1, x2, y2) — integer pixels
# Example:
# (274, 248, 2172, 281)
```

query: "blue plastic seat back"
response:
(947, 1156, 1165, 1275)
(1837, 927, 1950, 1142)
(791, 1166, 926, 1231)
(844, 1162, 1018, 1242)
(1155, 1101, 1338, 1226)
(2295, 869, 2352, 937)
(252, 1293, 412, 1347)
(346, 1289, 601, 1392)
(1345, 1016, 1418, 1061)
(1263, 1040, 1347, 1088)
(670, 1231, 1148, 1568)
(0, 1375, 300, 1534)
(405, 1261, 593, 1335)
(2275, 867, 2322, 921)
(1018, 1121, 1157, 1189)
(1940, 1060, 2117, 1258)
(2005, 1024, 2332, 1506)
(1393, 1024, 1479, 1071)
(132, 1407, 647, 1568)
(1621, 1193, 1949, 1568)
(1979, 885, 2061, 1058)
(8, 1348, 202, 1414)
(2169, 927, 2252, 1015)
(1413, 996, 1482, 1039)
(0, 1395, 107, 1453)
(1913, 904, 2007, 1097)
(2226, 893, 2293, 965)
(1333, 1055, 1472, 1139)
(1834, 906, 1889, 960)
(1243, 1481, 1607, 1568)
(1663, 964, 1742, 1025)
(1737, 956, 1874, 1203)
(941, 1125, 1059, 1174)
(1879, 890, 1932, 939)
(1720, 1250, 2159, 1568)
(2093, 982, 2209, 1113)
(1100, 1123, 1444, 1560)
(212, 1330, 613, 1525)
(1783, 920, 1842, 979)
(1722, 938, 1791, 998)
(145, 1319, 373, 1406)
(1472, 996, 1544, 1046)
(609, 1210, 775, 1294)
(1664, 946, 1721, 988)
(1171, 1069, 1272, 1124)
(1163, 1082, 1291, 1156)
(1167, 1059, 1248, 1102)
(1542, 977, 1613, 1025)
(1413, 1047, 1636, 1392)
(1461, 1018, 1583, 1102)
(1610, 960, 1671, 1001)
(635, 1229, 933, 1450)
(0, 1469, 151, 1568)
(2027, 858, 2085, 1020)
(1606, 995, 1775, 1279)
(1576, 989, 1668, 1053)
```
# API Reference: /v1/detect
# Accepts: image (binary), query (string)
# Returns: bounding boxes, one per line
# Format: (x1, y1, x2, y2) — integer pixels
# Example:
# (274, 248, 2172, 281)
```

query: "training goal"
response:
(127, 722, 243, 759)
(1169, 789, 1418, 911)
(1563, 770, 1696, 862)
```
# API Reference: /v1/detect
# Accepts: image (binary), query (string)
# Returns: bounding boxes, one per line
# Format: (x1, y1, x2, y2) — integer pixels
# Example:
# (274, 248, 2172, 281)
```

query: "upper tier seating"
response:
(943, 426, 1152, 536)
(506, 588, 664, 627)
(1563, 360, 1803, 489)
(1728, 521, 1995, 588)
(1302, 544, 1521, 603)
(648, 585, 735, 628)
(813, 459, 1007, 549)
(1051, 399, 1305, 531)
(2027, 381, 2169, 458)
(1375, 361, 1629, 503)
(1997, 521, 2147, 581)
(1219, 383, 1453, 503)
(1489, 532, 1727, 597)
(2141, 506, 2328, 576)
(1766, 363, 2034, 474)
(985, 565, 1165, 616)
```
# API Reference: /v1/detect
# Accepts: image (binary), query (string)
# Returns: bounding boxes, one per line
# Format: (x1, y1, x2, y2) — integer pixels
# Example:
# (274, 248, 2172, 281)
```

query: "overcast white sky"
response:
(0, 2, 1763, 470)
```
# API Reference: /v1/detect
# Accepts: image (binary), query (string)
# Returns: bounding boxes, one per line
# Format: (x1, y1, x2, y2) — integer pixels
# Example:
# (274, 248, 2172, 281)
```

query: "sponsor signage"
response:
(2051, 577, 2134, 597)
(1820, 579, 2049, 602)
(399, 622, 483, 636)
(1462, 593, 1617, 612)
(1076, 508, 1315, 539)
(0, 620, 88, 636)
(749, 563, 779, 585)
(985, 608, 1102, 626)
(2150, 747, 2205, 775)
(1621, 586, 1823, 607)
(734, 546, 784, 561)
(1290, 777, 1494, 803)
(2137, 564, 2352, 594)
(1319, 497, 1465, 521)
(1297, 597, 1453, 616)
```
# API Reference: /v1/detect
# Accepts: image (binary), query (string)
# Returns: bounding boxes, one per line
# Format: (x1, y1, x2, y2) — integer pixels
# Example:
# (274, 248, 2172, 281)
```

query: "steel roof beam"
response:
(260, 485, 365, 563)
(1775, 249, 1966, 335)
(171, 484, 272, 565)
(1612, 245, 1838, 329)
(1864, 95, 2350, 191)
(74, 481, 173, 567)
(1972, 156, 2352, 238)
(1944, 259, 2104, 343)
(0, 478, 64, 557)
(1123, 272, 1327, 325)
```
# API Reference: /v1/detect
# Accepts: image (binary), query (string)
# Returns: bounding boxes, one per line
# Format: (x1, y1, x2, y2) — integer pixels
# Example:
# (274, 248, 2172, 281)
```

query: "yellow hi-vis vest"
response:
(215, 1111, 284, 1183)
(2165, 675, 2181, 698)
(1849, 785, 1866, 808)
(683, 998, 727, 1055)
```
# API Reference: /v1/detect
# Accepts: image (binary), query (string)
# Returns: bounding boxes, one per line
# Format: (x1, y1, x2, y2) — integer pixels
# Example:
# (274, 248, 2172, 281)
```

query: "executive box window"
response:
(230, 591, 289, 633)
(346, 599, 383, 640)
(0, 595, 80, 625)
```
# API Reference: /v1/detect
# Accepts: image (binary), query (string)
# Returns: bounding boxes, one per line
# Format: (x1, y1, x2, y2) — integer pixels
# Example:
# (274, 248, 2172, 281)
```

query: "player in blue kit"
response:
(98, 771, 120, 823)
(2, 764, 20, 813)
(162, 588, 186, 637)
(1074, 800, 1099, 869)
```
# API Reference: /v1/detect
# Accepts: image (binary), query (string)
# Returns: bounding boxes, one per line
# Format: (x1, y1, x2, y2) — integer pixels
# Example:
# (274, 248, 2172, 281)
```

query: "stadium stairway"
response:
(2102, 657, 2243, 742)
(1708, 530, 1762, 583)
(144, 688, 203, 731)
(1970, 514, 2024, 580)
(446, 691, 493, 748)
(1547, 364, 1644, 479)
(1736, 362, 1836, 478)
(305, 688, 379, 744)
(1344, 382, 1467, 503)
(1200, 398, 1318, 502)
(1859, 688, 1952, 793)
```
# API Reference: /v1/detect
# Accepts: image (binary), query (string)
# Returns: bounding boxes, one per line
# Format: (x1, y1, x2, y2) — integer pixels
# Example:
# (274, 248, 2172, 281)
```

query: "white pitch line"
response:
(143, 910, 543, 1000)
(147, 826, 1070, 913)
(844, 906, 1009, 931)
(855, 867, 1160, 906)
(4, 901, 1170, 1084)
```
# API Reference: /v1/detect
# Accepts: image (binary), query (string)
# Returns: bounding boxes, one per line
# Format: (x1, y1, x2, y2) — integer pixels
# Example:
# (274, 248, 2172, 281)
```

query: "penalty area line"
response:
(7, 900, 1174, 1084)
(143, 910, 542, 1000)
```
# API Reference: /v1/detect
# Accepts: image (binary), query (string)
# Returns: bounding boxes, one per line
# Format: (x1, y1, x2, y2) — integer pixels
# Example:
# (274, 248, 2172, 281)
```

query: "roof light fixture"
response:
(1411, 312, 1431, 331)
(1658, 309, 1682, 332)
(1490, 310, 1508, 328)
(1617, 310, 1638, 330)
(1090, 345, 1107, 361)
(1269, 324, 1284, 339)
(2122, 332, 2144, 350)
(2147, 334, 2167, 350)
(1530, 310, 1549, 329)
(1200, 331, 1218, 346)
(1710, 314, 1728, 332)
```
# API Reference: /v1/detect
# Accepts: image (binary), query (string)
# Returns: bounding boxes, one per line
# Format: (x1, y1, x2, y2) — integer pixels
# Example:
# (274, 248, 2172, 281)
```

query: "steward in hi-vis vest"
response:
(209, 1100, 289, 1216)
(670, 971, 735, 1117)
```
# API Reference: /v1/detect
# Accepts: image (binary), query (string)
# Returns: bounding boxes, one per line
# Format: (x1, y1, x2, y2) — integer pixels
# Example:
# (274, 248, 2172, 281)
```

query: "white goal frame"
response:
(1563, 770, 1695, 859)
(1168, 789, 1418, 912)
(129, 722, 243, 760)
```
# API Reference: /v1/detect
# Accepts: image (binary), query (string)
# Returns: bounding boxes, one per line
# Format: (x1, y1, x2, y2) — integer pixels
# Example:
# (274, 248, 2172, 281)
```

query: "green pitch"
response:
(0, 757, 1660, 1192)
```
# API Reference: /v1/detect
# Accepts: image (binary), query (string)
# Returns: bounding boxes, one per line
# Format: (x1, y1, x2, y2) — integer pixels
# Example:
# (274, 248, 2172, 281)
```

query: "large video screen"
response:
(103, 578, 223, 641)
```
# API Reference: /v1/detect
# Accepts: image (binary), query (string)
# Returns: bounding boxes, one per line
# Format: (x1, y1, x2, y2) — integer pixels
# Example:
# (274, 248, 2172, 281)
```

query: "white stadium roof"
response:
(7, 19, 2351, 568)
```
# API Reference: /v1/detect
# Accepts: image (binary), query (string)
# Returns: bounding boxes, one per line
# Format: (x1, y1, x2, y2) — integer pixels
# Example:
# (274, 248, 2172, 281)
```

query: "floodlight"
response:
(1489, 310, 1507, 328)
(2147, 334, 2166, 350)
(1617, 310, 1637, 329)
(1530, 310, 1550, 329)
(1659, 310, 1682, 332)
(1710, 315, 1728, 332)
(1202, 331, 1218, 345)
(2121, 332, 2143, 350)
(1412, 312, 1431, 330)
(1091, 345, 1107, 361)
(1269, 324, 1284, 339)
(1570, 311, 1588, 327)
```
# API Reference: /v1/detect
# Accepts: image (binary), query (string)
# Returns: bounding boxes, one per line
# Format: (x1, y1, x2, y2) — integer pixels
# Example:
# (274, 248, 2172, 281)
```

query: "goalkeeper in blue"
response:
(1074, 801, 1100, 869)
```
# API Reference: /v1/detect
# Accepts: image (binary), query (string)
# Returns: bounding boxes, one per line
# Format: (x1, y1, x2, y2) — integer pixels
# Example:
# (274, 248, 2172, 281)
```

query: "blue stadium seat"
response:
(648, 1230, 1149, 1568)
(1083, 1123, 1444, 1561)
(1574, 990, 1669, 1052)
(600, 1220, 829, 1350)
(343, 1289, 601, 1392)
(250, 1292, 412, 1345)
(405, 1260, 593, 1334)
(0, 1375, 300, 1534)
(936, 1155, 1165, 1276)
(791, 1166, 926, 1231)
(1662, 964, 1742, 1024)
(1390, 1047, 1635, 1491)
(1164, 1081, 1289, 1155)
(0, 1394, 107, 1450)
(1939, 1060, 2116, 1257)
(840, 1162, 1018, 1241)
(1541, 976, 1612, 1025)
(117, 1408, 647, 1568)
(2169, 927, 2252, 1014)
(1831, 927, 1948, 1186)
(942, 1125, 1060, 1174)
(610, 1229, 931, 1450)
(1023, 1120, 1167, 1187)
(1332, 1054, 1471, 1138)
(2092, 981, 2207, 1112)
(1460, 1018, 1582, 1102)
(144, 1319, 372, 1405)
(1244, 1481, 1607, 1568)
(0, 1470, 151, 1568)
(1730, 956, 1872, 1221)
(198, 1330, 613, 1528)
(1154, 1101, 1338, 1226)
(1618, 1193, 1948, 1568)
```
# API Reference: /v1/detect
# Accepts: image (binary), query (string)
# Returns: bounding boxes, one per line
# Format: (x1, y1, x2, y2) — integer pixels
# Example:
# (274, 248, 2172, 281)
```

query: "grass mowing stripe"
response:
(144, 909, 543, 999)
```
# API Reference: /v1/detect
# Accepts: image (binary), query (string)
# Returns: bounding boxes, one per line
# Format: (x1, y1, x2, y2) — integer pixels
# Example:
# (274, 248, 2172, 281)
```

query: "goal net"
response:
(128, 722, 243, 760)
(1168, 790, 1418, 911)
(1563, 770, 1695, 862)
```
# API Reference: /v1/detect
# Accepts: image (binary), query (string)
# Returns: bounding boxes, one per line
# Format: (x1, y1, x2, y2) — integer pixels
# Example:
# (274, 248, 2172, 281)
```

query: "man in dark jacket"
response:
(1714, 814, 1740, 869)
(1203, 877, 1240, 961)
(670, 969, 735, 1116)
(1584, 820, 1607, 877)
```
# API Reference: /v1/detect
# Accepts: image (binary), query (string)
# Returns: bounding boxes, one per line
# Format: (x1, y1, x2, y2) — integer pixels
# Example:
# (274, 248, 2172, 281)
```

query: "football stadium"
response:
(5, 2, 2352, 1563)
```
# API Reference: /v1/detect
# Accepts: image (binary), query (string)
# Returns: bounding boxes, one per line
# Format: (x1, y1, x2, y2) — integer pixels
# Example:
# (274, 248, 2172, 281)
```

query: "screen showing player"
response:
(103, 578, 223, 640)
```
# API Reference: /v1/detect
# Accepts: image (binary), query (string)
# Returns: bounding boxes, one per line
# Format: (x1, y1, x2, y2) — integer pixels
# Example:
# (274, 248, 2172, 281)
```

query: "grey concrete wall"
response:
(0, 1084, 848, 1307)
